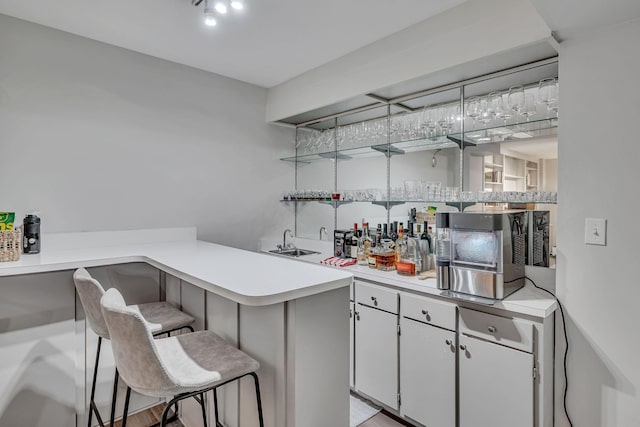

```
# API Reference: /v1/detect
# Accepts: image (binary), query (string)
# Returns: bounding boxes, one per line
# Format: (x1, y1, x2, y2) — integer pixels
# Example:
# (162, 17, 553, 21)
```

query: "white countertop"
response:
(0, 228, 353, 306)
(260, 237, 557, 319)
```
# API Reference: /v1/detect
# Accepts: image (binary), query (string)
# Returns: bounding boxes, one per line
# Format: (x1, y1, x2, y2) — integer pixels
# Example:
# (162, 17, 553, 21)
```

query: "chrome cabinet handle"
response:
(460, 344, 467, 351)
(350, 309, 353, 318)
(421, 309, 428, 315)
(445, 339, 453, 346)
(487, 326, 497, 333)
(371, 296, 378, 306)
(355, 312, 360, 321)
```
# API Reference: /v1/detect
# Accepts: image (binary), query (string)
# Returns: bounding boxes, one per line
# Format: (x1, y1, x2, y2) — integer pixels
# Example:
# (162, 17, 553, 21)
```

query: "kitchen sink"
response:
(268, 248, 320, 257)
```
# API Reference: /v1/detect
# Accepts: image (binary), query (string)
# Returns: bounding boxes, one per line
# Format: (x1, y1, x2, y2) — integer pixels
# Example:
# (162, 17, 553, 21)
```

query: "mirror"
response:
(289, 59, 558, 268)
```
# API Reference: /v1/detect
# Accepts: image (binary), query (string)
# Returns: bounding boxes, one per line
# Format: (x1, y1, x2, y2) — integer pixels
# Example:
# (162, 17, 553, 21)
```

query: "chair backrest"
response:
(100, 287, 176, 397)
(73, 268, 110, 339)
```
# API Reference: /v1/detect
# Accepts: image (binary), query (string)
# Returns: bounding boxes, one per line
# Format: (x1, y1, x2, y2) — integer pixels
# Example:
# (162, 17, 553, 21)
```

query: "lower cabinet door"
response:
(459, 334, 534, 427)
(400, 317, 456, 427)
(355, 304, 398, 409)
(349, 301, 355, 389)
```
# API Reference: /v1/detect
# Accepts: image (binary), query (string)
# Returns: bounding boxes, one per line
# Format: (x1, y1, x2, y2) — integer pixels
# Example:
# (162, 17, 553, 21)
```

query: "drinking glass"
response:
(521, 93, 537, 121)
(465, 96, 481, 127)
(507, 85, 525, 122)
(494, 93, 513, 124)
(538, 78, 558, 106)
(476, 96, 493, 126)
(445, 105, 461, 133)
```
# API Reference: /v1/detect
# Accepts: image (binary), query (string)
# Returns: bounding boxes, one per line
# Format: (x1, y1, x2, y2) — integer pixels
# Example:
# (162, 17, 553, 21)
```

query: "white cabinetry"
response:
(400, 292, 457, 427)
(459, 334, 533, 427)
(354, 281, 399, 409)
(351, 280, 554, 427)
(458, 307, 536, 427)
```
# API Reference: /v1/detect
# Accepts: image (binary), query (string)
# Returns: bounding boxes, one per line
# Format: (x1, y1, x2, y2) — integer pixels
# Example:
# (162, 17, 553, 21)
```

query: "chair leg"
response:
(161, 395, 184, 427)
(213, 388, 223, 427)
(250, 373, 265, 427)
(88, 337, 106, 427)
(108, 368, 119, 427)
(121, 386, 132, 427)
(199, 393, 207, 426)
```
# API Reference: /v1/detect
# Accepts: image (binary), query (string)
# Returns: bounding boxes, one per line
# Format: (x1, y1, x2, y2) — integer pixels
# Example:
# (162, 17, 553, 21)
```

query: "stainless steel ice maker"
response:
(448, 212, 525, 300)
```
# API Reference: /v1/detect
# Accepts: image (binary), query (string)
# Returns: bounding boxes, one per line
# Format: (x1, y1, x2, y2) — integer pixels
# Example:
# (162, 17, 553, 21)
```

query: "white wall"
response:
(0, 14, 295, 251)
(556, 18, 640, 427)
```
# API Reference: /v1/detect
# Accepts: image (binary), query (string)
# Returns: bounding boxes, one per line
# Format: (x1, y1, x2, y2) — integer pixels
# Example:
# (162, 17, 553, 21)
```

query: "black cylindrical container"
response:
(23, 214, 41, 254)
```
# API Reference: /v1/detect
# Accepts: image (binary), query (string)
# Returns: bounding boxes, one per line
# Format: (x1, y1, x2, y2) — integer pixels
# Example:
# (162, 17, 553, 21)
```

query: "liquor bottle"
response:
(406, 220, 414, 238)
(382, 223, 389, 240)
(396, 225, 418, 276)
(350, 223, 359, 258)
(357, 223, 371, 266)
(390, 221, 398, 241)
(418, 222, 432, 271)
(376, 238, 396, 271)
(367, 233, 378, 269)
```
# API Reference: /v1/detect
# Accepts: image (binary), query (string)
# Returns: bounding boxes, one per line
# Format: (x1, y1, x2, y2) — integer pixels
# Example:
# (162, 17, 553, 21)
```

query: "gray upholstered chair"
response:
(100, 287, 264, 427)
(73, 267, 195, 427)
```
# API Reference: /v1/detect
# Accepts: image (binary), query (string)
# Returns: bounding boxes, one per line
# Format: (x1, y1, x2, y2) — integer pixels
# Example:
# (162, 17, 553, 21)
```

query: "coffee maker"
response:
(23, 214, 41, 254)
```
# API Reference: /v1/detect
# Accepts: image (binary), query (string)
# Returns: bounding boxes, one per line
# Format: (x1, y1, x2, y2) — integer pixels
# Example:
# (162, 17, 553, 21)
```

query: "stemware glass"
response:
(521, 92, 537, 121)
(445, 104, 461, 133)
(465, 96, 481, 128)
(507, 85, 525, 122)
(476, 96, 493, 126)
(538, 78, 558, 106)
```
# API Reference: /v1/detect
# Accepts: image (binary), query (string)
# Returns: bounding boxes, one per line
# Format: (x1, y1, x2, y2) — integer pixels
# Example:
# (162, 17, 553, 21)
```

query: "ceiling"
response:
(0, 0, 466, 88)
(530, 0, 640, 40)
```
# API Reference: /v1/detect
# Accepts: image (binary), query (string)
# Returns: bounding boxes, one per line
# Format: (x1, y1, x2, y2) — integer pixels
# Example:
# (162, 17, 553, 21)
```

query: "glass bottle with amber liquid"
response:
(396, 225, 418, 276)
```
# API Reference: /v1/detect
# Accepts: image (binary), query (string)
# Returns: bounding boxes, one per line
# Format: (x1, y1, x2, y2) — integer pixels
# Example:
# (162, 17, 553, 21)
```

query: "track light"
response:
(196, 0, 244, 28)
(214, 0, 228, 14)
(230, 0, 244, 10)
(203, 0, 217, 26)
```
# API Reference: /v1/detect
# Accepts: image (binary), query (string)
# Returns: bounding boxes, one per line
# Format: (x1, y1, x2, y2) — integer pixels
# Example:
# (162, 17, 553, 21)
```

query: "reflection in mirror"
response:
(465, 138, 558, 267)
(295, 118, 337, 240)
(289, 59, 559, 269)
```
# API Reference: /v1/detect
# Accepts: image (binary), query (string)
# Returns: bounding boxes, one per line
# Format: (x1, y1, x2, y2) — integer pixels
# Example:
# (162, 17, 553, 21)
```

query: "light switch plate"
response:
(585, 218, 607, 246)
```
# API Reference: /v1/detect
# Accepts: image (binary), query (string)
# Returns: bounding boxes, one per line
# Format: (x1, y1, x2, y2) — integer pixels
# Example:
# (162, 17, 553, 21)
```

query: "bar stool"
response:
(73, 267, 195, 427)
(100, 287, 265, 427)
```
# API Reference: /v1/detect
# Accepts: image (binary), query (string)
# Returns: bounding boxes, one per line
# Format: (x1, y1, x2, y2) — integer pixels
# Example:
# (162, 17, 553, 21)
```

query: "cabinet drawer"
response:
(459, 307, 533, 353)
(355, 281, 398, 314)
(401, 292, 456, 331)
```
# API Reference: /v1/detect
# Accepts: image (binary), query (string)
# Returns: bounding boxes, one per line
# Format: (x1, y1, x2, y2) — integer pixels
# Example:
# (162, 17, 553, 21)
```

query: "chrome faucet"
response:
(281, 229, 294, 250)
(319, 226, 328, 241)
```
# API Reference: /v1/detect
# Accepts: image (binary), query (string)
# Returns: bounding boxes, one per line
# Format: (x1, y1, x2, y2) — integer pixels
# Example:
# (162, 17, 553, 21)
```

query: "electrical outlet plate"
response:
(585, 218, 607, 246)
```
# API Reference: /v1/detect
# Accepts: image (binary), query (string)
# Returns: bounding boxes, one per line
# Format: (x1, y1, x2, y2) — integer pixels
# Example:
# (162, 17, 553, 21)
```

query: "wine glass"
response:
(476, 96, 493, 126)
(521, 92, 537, 122)
(488, 91, 508, 125)
(465, 96, 481, 128)
(540, 79, 559, 117)
(538, 78, 558, 106)
(445, 104, 461, 133)
(507, 85, 525, 122)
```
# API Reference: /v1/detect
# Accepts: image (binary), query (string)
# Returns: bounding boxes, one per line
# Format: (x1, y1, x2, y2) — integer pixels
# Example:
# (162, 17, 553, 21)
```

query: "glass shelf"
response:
(280, 198, 557, 205)
(282, 117, 558, 163)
